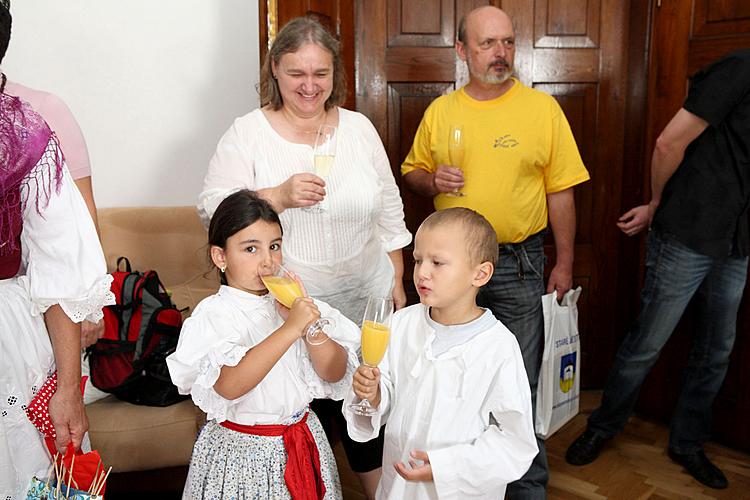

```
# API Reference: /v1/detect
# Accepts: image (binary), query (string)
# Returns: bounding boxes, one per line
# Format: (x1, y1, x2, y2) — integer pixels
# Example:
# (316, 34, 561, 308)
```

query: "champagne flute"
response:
(348, 297, 393, 416)
(259, 263, 332, 345)
(447, 124, 466, 197)
(304, 124, 337, 213)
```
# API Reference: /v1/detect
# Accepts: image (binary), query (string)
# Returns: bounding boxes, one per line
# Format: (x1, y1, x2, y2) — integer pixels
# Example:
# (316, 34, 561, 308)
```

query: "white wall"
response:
(3, 1, 259, 207)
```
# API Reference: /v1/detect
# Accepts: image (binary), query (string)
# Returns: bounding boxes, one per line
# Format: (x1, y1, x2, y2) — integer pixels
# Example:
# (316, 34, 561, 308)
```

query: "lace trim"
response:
(36, 274, 115, 323)
(191, 343, 251, 422)
(300, 339, 359, 401)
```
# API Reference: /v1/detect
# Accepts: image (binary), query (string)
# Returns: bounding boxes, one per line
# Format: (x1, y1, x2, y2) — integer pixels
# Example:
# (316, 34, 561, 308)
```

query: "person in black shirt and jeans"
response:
(565, 49, 750, 490)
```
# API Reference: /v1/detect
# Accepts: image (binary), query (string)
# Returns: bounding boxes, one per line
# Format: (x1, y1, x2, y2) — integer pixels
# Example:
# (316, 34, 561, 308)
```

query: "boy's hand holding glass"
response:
(259, 263, 332, 345)
(353, 365, 381, 409)
(348, 296, 393, 416)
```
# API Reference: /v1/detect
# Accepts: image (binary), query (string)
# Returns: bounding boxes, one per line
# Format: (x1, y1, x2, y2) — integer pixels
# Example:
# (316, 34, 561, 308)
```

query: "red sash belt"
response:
(221, 412, 325, 500)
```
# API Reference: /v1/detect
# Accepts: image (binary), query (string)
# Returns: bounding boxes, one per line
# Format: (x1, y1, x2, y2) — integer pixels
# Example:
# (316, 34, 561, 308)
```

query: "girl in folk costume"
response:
(0, 4, 114, 497)
(167, 190, 360, 499)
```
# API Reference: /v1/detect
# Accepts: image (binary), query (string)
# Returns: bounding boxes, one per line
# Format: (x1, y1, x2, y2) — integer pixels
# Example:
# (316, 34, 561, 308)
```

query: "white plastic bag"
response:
(535, 287, 582, 439)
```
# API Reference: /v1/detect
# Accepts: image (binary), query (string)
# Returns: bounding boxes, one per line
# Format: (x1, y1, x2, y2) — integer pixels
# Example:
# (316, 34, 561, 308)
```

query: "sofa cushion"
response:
(98, 206, 213, 289)
(87, 396, 204, 472)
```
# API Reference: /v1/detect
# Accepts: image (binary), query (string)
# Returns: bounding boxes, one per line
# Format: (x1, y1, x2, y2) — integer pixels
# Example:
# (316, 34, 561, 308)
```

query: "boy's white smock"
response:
(343, 304, 538, 499)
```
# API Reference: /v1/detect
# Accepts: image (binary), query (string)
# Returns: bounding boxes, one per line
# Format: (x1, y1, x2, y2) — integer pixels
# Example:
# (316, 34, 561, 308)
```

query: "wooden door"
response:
(356, 0, 631, 387)
(634, 0, 750, 452)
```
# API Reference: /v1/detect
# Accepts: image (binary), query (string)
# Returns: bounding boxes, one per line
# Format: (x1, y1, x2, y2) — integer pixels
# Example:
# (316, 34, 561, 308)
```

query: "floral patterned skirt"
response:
(183, 410, 342, 500)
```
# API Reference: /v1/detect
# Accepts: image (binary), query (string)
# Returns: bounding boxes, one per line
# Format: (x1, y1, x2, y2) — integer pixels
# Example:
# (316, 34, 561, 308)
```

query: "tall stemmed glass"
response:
(447, 124, 466, 197)
(348, 297, 393, 416)
(259, 263, 332, 345)
(304, 124, 337, 213)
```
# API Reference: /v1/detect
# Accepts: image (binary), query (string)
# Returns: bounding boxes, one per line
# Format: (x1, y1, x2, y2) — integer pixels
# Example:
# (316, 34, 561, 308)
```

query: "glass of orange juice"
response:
(349, 296, 393, 416)
(259, 263, 332, 345)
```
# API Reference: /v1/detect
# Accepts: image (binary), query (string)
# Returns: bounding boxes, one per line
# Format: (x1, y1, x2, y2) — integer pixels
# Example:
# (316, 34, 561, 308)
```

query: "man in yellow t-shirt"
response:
(402, 6, 589, 498)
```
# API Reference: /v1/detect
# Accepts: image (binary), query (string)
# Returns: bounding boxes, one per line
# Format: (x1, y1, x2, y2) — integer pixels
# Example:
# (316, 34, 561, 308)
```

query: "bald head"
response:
(457, 6, 513, 44)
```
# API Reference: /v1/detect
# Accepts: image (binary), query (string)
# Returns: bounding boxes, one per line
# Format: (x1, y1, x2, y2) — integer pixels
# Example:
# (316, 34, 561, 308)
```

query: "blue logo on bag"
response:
(559, 352, 577, 393)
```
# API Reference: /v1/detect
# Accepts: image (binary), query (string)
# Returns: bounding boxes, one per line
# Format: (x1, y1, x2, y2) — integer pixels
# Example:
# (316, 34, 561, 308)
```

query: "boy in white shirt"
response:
(343, 207, 538, 499)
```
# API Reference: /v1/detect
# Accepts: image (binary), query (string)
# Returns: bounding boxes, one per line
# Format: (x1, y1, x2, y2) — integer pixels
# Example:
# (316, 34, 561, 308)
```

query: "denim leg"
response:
(669, 255, 748, 452)
(478, 234, 547, 499)
(588, 231, 714, 439)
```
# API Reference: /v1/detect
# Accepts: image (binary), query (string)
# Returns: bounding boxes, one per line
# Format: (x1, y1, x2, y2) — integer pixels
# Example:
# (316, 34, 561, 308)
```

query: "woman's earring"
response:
(219, 265, 227, 273)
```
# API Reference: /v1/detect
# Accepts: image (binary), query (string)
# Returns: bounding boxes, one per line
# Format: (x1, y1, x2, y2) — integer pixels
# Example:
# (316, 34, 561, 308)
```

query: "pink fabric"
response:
(4, 81, 92, 180)
(0, 93, 64, 258)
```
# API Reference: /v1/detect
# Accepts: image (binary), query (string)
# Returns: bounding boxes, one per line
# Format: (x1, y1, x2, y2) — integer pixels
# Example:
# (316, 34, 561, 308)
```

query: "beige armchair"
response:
(86, 206, 218, 473)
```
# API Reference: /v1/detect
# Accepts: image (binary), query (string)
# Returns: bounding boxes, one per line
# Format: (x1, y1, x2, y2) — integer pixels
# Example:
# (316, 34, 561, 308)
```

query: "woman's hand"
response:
(81, 319, 105, 349)
(48, 386, 88, 453)
(270, 173, 326, 211)
(392, 281, 407, 310)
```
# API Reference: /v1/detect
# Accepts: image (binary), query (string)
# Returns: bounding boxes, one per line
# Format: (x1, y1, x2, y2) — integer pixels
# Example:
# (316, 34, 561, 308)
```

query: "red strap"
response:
(221, 413, 326, 500)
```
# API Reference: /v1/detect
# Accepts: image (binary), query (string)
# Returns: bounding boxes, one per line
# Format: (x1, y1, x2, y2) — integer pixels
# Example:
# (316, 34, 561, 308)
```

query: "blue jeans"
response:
(478, 231, 548, 499)
(588, 230, 747, 452)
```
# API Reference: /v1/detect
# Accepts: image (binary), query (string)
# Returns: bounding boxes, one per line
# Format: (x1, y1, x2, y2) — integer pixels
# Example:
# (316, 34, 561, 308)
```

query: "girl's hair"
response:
(259, 16, 347, 111)
(208, 190, 282, 284)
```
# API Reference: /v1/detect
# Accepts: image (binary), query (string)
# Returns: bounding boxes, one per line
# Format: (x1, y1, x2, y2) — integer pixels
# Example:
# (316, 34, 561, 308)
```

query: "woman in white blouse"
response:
(197, 17, 410, 498)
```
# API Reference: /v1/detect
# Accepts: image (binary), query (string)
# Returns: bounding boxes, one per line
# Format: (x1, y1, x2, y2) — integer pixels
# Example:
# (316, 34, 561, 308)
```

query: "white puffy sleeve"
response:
(197, 117, 257, 228)
(355, 112, 411, 252)
(166, 297, 254, 422)
(428, 342, 538, 497)
(300, 299, 361, 400)
(20, 143, 113, 323)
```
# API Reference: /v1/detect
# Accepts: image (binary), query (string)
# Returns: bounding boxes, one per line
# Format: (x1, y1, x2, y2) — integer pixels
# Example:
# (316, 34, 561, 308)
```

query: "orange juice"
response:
(361, 320, 390, 366)
(261, 275, 303, 308)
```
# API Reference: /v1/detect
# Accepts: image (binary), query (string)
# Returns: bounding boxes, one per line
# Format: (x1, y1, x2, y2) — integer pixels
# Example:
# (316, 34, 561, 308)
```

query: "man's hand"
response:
(394, 450, 434, 482)
(48, 387, 88, 453)
(80, 319, 104, 349)
(547, 263, 573, 300)
(353, 365, 381, 407)
(433, 165, 464, 193)
(617, 201, 658, 236)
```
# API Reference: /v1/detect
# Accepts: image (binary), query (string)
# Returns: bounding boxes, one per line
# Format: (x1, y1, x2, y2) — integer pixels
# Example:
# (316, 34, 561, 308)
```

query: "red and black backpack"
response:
(87, 257, 187, 406)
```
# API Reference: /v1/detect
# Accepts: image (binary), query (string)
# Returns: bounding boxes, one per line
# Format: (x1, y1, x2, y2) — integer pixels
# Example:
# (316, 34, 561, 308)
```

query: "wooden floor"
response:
(336, 391, 750, 500)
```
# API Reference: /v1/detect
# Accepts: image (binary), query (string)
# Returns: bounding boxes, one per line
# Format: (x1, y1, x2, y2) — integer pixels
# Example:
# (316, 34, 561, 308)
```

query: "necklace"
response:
(280, 107, 328, 135)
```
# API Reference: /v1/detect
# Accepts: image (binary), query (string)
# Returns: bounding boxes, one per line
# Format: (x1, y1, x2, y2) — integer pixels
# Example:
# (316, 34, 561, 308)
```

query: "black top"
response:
(653, 48, 750, 257)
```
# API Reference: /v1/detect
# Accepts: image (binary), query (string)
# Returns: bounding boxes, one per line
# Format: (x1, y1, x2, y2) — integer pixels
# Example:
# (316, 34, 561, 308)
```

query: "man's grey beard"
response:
(467, 57, 513, 85)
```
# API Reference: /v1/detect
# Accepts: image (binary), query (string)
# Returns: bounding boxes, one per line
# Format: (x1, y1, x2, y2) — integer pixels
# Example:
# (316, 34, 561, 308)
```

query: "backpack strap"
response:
(133, 271, 172, 361)
(119, 272, 142, 342)
(116, 256, 132, 273)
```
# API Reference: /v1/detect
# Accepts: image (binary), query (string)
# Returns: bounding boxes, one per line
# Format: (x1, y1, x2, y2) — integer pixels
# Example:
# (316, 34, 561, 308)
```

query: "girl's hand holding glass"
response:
(280, 296, 321, 339)
(259, 263, 333, 345)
